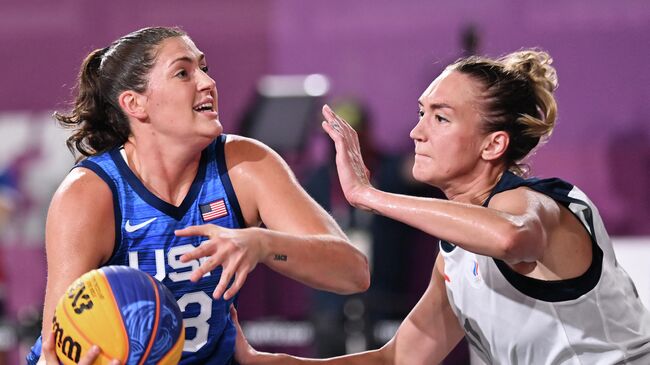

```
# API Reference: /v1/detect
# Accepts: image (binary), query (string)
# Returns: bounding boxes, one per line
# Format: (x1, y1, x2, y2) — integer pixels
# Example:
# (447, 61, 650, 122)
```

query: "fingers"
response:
(324, 104, 356, 135)
(212, 266, 234, 300)
(224, 270, 249, 301)
(41, 332, 59, 364)
(177, 225, 255, 300)
(322, 105, 361, 148)
(321, 119, 336, 136)
(180, 240, 215, 263)
(213, 252, 252, 300)
(322, 107, 366, 175)
(322, 117, 352, 153)
(174, 224, 215, 237)
(230, 304, 240, 327)
(189, 261, 212, 283)
(43, 331, 108, 365)
(322, 121, 347, 154)
(322, 104, 339, 126)
(77, 345, 102, 365)
(231, 305, 258, 363)
(322, 104, 350, 136)
(324, 115, 344, 134)
(189, 245, 225, 282)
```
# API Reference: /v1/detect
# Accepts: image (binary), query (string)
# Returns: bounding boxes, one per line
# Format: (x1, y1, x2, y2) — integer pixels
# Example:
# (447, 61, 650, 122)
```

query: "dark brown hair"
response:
(55, 26, 186, 160)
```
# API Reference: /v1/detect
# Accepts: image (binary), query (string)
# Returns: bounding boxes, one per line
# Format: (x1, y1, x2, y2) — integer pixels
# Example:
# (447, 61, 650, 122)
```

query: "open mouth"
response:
(193, 102, 214, 113)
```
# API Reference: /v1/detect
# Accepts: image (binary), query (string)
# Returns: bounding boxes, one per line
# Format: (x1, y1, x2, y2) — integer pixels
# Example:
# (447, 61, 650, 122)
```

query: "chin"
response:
(206, 121, 224, 137)
(413, 166, 445, 187)
(411, 166, 428, 183)
(214, 124, 224, 136)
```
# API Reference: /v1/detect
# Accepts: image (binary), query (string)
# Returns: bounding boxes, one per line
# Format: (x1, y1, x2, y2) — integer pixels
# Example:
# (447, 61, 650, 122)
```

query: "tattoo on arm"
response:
(273, 254, 288, 261)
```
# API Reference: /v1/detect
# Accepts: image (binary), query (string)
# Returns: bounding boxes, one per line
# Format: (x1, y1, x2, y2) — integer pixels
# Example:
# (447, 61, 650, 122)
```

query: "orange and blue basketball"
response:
(52, 265, 185, 364)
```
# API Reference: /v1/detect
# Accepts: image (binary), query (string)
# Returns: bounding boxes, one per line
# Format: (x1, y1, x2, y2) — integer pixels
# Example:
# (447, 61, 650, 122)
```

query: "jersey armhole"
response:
(74, 160, 121, 263)
(215, 134, 246, 228)
(486, 172, 604, 302)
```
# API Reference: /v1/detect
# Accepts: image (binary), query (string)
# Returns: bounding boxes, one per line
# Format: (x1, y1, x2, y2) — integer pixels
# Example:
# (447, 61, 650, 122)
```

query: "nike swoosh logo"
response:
(125, 217, 157, 233)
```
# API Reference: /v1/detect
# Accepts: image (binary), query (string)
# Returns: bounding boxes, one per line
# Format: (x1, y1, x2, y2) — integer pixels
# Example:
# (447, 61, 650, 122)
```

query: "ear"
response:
(117, 90, 148, 121)
(481, 131, 509, 161)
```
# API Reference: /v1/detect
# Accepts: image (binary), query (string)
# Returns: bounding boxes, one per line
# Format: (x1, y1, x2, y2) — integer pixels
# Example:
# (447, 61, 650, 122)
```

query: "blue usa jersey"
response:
(27, 135, 245, 365)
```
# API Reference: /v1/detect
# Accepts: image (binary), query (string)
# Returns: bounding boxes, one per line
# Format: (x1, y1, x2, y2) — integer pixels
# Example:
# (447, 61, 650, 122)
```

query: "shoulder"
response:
(58, 166, 111, 193)
(489, 186, 560, 218)
(221, 135, 297, 225)
(47, 167, 115, 263)
(50, 167, 113, 211)
(223, 134, 293, 177)
(223, 134, 282, 159)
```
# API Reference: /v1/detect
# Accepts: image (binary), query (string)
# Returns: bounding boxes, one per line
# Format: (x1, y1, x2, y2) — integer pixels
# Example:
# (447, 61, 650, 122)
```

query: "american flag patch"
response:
(200, 199, 228, 222)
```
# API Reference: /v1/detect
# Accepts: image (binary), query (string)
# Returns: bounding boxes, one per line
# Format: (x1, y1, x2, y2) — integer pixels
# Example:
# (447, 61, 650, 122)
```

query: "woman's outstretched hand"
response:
(321, 104, 373, 210)
(176, 225, 265, 300)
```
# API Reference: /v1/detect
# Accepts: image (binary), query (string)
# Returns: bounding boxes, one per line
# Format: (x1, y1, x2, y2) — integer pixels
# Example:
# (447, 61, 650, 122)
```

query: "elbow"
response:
(343, 276, 370, 295)
(498, 222, 545, 263)
(355, 254, 371, 292)
(349, 254, 372, 294)
(499, 232, 522, 263)
(338, 251, 371, 295)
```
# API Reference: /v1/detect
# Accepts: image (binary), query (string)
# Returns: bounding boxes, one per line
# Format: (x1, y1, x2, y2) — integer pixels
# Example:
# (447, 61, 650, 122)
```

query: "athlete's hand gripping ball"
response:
(51, 266, 185, 364)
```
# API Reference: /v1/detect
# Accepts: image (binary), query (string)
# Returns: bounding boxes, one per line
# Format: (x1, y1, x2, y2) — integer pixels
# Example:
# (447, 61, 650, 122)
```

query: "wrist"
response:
(252, 227, 272, 263)
(353, 186, 380, 212)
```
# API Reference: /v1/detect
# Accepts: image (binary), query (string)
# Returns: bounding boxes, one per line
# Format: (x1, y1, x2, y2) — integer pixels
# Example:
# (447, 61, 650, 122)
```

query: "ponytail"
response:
(55, 47, 130, 160)
(55, 26, 186, 160)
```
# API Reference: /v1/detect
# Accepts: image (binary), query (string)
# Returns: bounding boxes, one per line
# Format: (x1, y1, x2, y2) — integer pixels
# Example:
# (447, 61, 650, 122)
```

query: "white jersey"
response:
(441, 171, 650, 364)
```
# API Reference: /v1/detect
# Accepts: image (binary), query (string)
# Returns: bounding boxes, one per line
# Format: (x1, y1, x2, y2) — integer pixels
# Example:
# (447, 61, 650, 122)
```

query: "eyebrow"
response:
(418, 100, 455, 110)
(169, 53, 205, 67)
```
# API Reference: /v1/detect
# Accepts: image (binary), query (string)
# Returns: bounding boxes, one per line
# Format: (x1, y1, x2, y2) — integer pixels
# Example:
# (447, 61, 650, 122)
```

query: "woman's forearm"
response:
(259, 228, 370, 294)
(356, 187, 531, 260)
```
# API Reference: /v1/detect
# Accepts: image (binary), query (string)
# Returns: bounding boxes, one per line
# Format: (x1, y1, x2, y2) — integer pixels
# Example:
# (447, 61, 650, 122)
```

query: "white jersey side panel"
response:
(441, 180, 650, 364)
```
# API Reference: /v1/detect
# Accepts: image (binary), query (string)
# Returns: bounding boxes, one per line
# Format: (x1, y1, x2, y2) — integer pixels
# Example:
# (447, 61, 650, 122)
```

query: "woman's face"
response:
(410, 69, 488, 188)
(140, 36, 222, 145)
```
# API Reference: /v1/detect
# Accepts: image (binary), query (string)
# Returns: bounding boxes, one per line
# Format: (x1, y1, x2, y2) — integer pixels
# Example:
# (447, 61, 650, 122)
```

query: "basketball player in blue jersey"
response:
(30, 26, 370, 365)
(232, 50, 650, 364)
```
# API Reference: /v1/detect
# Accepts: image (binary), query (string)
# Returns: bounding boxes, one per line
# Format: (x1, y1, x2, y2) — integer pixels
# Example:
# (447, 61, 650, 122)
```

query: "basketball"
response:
(52, 265, 185, 364)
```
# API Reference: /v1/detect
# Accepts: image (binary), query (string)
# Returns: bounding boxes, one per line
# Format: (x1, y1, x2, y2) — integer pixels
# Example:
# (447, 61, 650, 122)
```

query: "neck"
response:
(441, 166, 505, 205)
(123, 137, 203, 206)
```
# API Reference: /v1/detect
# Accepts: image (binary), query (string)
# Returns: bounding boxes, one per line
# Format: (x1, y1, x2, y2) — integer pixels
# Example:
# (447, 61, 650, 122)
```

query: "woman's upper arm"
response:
(225, 136, 345, 237)
(488, 187, 561, 262)
(42, 167, 115, 335)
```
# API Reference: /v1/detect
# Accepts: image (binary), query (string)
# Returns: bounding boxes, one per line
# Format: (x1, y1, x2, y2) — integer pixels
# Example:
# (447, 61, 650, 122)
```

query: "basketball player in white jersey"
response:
(232, 49, 650, 364)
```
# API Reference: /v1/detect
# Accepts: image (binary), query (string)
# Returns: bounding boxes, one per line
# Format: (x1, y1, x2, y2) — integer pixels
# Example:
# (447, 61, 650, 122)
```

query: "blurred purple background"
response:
(2, 0, 648, 217)
(0, 0, 648, 363)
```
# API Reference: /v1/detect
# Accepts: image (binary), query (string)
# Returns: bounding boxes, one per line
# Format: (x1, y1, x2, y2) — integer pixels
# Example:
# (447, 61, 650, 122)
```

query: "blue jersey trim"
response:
(26, 335, 42, 365)
(75, 159, 122, 260)
(216, 135, 246, 228)
(439, 239, 456, 253)
(108, 147, 208, 221)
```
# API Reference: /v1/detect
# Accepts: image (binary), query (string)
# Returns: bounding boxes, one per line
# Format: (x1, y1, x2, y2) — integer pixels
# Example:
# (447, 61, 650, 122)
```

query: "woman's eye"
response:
(176, 70, 188, 78)
(200, 65, 209, 73)
(418, 110, 425, 119)
(436, 115, 449, 123)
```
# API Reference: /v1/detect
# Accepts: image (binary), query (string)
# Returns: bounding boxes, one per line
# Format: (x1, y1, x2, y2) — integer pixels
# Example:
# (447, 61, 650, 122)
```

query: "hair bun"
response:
(501, 50, 558, 94)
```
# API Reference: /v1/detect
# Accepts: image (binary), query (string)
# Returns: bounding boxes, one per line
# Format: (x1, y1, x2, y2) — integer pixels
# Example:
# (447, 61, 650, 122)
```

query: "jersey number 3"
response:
(177, 291, 213, 352)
